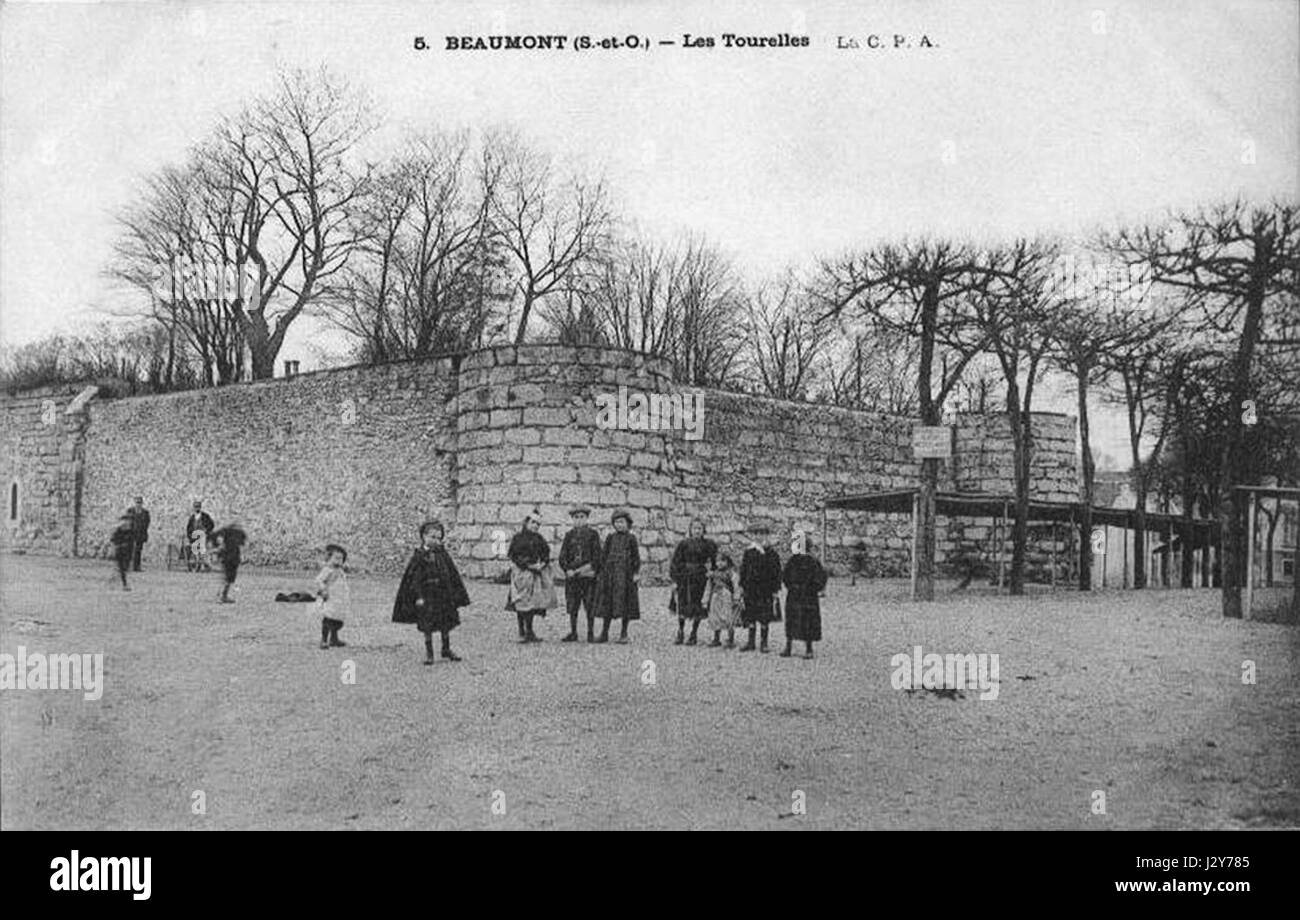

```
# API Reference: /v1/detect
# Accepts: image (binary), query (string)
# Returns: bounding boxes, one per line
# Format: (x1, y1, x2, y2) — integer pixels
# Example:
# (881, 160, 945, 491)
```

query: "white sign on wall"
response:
(912, 426, 953, 459)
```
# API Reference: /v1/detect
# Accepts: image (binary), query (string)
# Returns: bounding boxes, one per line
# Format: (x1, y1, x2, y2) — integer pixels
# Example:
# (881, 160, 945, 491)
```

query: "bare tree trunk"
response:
(513, 290, 535, 345)
(1220, 289, 1264, 618)
(1181, 481, 1196, 588)
(915, 285, 939, 601)
(1006, 386, 1029, 595)
(1077, 367, 1094, 590)
(1263, 505, 1278, 586)
(1292, 530, 1299, 620)
(1133, 495, 1147, 589)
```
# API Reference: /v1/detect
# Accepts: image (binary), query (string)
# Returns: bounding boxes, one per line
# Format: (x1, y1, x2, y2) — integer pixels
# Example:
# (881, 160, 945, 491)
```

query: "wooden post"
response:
(1102, 525, 1108, 588)
(821, 506, 829, 575)
(1245, 491, 1256, 619)
(1051, 521, 1058, 588)
(1071, 507, 1079, 589)
(1170, 517, 1180, 589)
(910, 493, 919, 599)
(998, 501, 1008, 591)
(1122, 517, 1129, 589)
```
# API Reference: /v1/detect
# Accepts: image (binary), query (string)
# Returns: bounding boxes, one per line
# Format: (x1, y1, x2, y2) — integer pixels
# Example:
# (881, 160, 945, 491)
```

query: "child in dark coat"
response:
(393, 521, 472, 665)
(558, 506, 602, 642)
(110, 516, 134, 590)
(782, 535, 828, 659)
(669, 518, 717, 646)
(592, 509, 641, 644)
(739, 523, 783, 653)
(211, 523, 247, 603)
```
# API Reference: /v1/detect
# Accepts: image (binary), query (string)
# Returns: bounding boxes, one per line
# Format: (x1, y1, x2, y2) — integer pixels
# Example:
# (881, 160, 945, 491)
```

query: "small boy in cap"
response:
(558, 505, 602, 642)
(739, 522, 782, 652)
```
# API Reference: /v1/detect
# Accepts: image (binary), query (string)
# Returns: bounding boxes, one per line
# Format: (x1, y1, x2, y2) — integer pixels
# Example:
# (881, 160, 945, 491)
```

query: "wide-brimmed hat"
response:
(569, 505, 592, 518)
(610, 509, 633, 526)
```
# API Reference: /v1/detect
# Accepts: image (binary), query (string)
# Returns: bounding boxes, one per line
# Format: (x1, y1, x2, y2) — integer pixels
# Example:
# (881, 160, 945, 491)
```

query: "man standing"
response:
(124, 496, 151, 572)
(558, 505, 602, 642)
(186, 500, 215, 572)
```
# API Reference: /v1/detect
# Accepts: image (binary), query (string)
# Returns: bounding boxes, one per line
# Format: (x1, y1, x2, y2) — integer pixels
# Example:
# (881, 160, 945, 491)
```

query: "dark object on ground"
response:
(275, 591, 317, 602)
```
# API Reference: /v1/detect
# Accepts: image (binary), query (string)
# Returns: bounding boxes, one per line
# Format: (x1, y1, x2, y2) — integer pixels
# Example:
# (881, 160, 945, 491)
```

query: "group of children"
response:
(376, 505, 827, 665)
(113, 502, 826, 665)
(109, 501, 246, 603)
(669, 518, 828, 658)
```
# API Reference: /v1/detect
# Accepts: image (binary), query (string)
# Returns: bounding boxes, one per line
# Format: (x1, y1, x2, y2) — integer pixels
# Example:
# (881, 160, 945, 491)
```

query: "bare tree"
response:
(949, 352, 1004, 414)
(1045, 248, 1158, 590)
(672, 237, 746, 387)
(1106, 199, 1299, 617)
(812, 238, 993, 600)
(488, 132, 613, 344)
(326, 130, 506, 361)
(743, 270, 832, 400)
(970, 238, 1061, 594)
(585, 234, 676, 355)
(108, 162, 246, 386)
(816, 323, 920, 415)
(200, 67, 374, 379)
(576, 231, 745, 385)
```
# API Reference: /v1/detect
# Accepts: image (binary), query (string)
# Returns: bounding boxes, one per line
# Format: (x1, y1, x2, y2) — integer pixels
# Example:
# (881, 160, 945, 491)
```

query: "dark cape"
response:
(782, 554, 828, 641)
(393, 545, 472, 633)
(593, 531, 641, 621)
(668, 536, 717, 619)
(740, 546, 783, 625)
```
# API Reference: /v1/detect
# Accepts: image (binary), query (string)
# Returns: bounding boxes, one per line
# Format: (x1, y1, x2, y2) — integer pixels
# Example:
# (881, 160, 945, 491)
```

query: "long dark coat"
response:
(125, 506, 150, 541)
(393, 546, 471, 634)
(740, 546, 783, 625)
(593, 531, 641, 621)
(782, 554, 827, 641)
(668, 536, 717, 619)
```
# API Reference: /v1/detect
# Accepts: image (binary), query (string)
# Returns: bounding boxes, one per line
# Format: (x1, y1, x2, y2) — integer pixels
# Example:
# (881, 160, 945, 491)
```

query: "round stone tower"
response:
(452, 344, 679, 580)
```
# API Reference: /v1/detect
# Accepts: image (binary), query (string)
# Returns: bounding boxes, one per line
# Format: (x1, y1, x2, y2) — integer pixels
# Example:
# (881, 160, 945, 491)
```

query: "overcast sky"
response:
(1, 0, 1296, 465)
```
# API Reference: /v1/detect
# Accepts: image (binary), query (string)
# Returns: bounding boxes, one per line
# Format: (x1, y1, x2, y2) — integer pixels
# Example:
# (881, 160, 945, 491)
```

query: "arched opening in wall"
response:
(8, 479, 19, 523)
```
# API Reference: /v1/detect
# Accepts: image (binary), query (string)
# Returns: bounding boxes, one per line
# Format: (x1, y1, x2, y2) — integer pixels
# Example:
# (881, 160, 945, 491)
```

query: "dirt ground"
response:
(1, 553, 1296, 830)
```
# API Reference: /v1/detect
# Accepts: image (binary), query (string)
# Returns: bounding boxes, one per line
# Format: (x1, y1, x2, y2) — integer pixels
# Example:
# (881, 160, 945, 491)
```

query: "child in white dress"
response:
(705, 553, 741, 648)
(315, 544, 351, 649)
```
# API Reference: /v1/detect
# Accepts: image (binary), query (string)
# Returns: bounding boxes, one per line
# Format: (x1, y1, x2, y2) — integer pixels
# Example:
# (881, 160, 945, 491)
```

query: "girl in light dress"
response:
(705, 553, 741, 648)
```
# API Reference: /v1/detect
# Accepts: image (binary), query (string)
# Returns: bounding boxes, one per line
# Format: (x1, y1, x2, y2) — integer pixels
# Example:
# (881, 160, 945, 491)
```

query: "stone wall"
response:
(451, 346, 679, 579)
(77, 358, 459, 572)
(1, 344, 1079, 582)
(667, 391, 1078, 578)
(0, 384, 92, 556)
